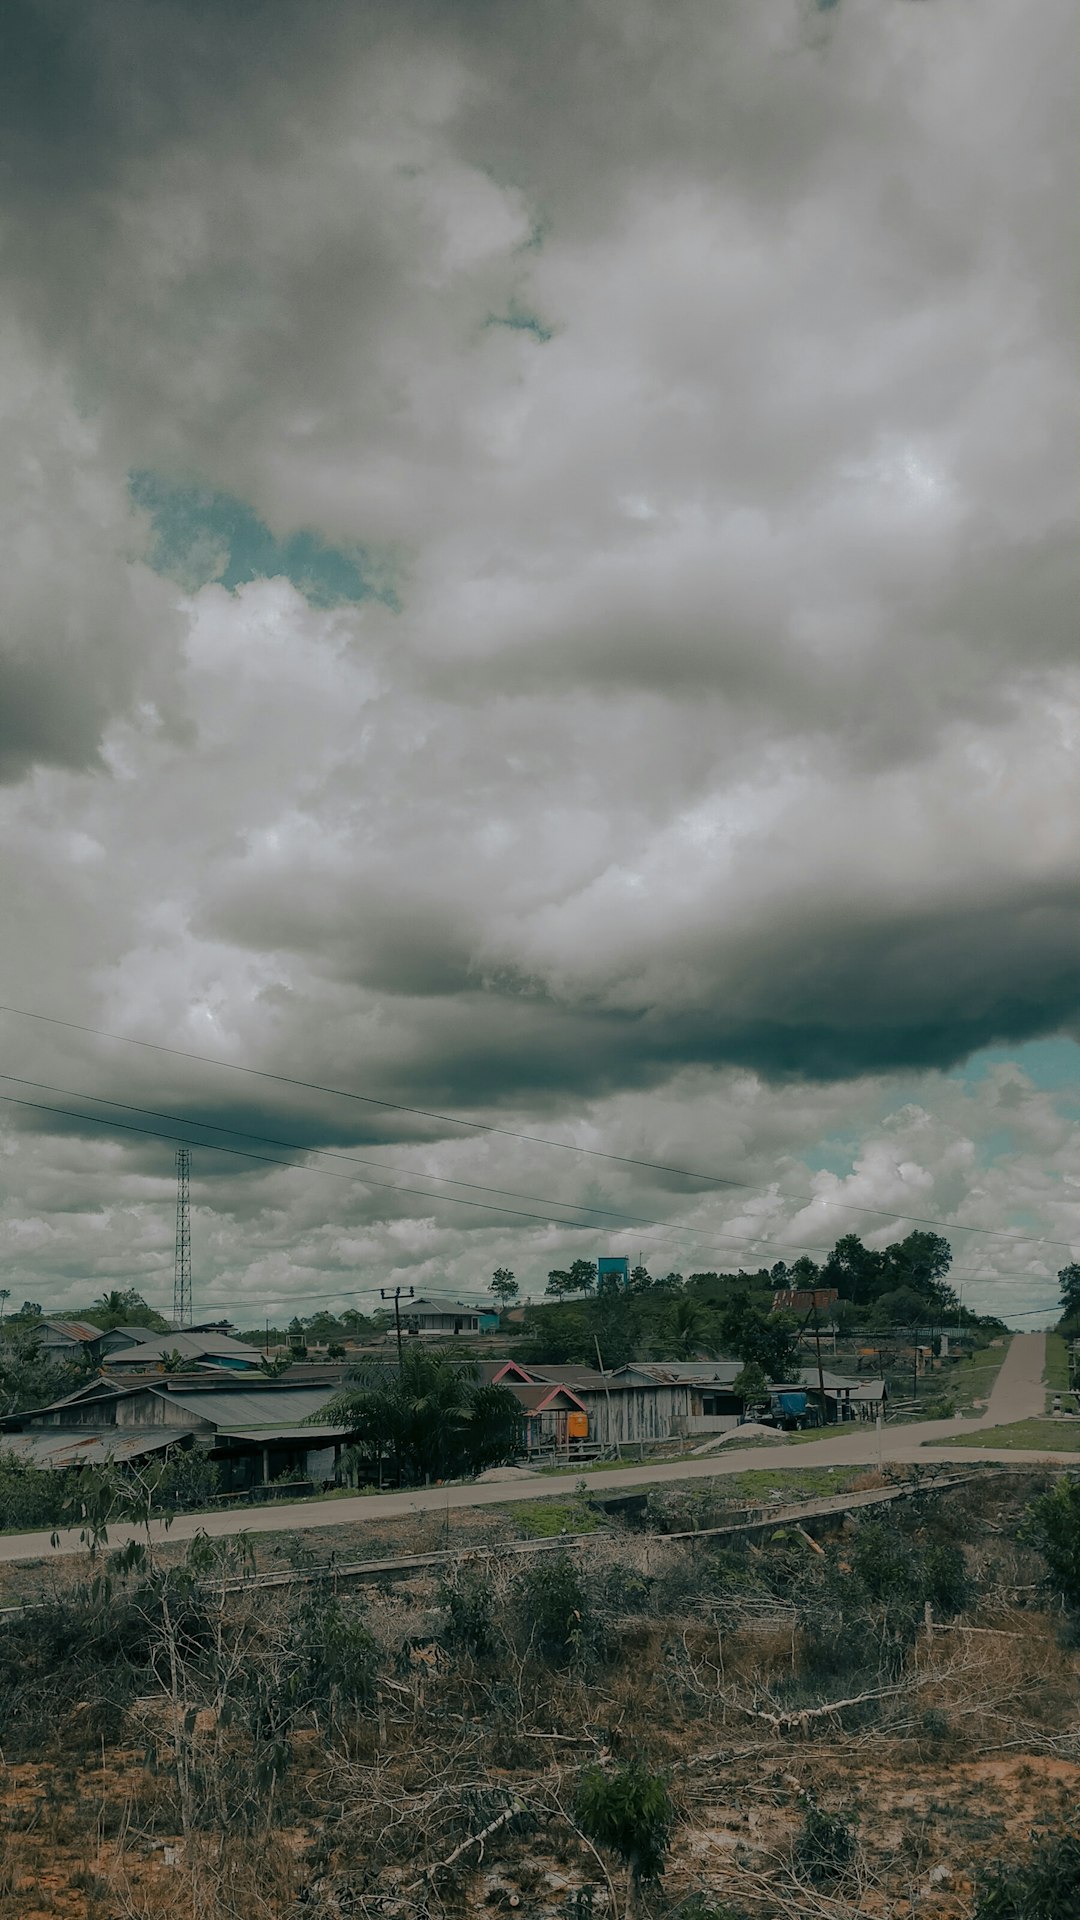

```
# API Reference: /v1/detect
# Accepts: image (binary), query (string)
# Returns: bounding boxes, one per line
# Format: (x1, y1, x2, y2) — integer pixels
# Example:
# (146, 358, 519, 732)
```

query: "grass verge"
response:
(947, 1418, 1080, 1453)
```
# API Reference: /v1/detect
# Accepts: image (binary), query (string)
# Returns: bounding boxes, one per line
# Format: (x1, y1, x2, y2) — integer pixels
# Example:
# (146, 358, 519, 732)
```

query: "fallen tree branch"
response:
(732, 1678, 912, 1733)
(404, 1801, 521, 1890)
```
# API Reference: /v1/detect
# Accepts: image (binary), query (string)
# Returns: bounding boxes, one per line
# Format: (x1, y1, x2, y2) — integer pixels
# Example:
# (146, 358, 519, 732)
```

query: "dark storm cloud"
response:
(0, 0, 1076, 1315)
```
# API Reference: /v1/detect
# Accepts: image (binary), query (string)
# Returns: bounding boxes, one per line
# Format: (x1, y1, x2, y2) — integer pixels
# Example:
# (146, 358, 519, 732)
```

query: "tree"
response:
(312, 1348, 523, 1487)
(868, 1286, 934, 1329)
(547, 1261, 596, 1299)
(733, 1361, 768, 1406)
(787, 1255, 820, 1288)
(0, 1335, 93, 1416)
(491, 1267, 519, 1307)
(718, 1294, 800, 1382)
(880, 1232, 955, 1314)
(568, 1259, 597, 1296)
(87, 1288, 167, 1331)
(1059, 1263, 1080, 1325)
(821, 1234, 884, 1308)
(159, 1349, 189, 1374)
(575, 1761, 673, 1913)
(658, 1296, 712, 1361)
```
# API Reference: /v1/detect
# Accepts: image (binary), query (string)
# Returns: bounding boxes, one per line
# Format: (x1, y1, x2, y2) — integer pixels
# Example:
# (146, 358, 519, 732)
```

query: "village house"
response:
(99, 1328, 262, 1373)
(491, 1360, 697, 1451)
(402, 1295, 500, 1336)
(0, 1367, 352, 1491)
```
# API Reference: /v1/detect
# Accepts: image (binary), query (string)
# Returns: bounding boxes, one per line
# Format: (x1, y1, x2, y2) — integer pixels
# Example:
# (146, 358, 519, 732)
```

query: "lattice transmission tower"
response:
(173, 1146, 192, 1329)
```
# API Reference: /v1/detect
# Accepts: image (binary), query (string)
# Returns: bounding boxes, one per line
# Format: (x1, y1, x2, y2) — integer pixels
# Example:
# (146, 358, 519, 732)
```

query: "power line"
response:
(0, 999, 1075, 1255)
(0, 1071, 748, 1240)
(0, 1078, 1069, 1292)
(0, 1002, 743, 1187)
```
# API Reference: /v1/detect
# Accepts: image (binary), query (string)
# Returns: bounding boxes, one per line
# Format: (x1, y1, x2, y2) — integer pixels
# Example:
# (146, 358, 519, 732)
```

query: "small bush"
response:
(440, 1563, 497, 1658)
(303, 1595, 378, 1710)
(795, 1800, 856, 1882)
(974, 1826, 1080, 1917)
(921, 1394, 956, 1419)
(575, 1760, 673, 1884)
(1022, 1479, 1080, 1608)
(923, 1541, 970, 1616)
(851, 1522, 914, 1601)
(516, 1549, 604, 1664)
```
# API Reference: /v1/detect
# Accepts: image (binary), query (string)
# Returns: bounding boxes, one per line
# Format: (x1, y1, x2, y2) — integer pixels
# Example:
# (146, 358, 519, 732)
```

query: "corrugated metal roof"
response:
(103, 1331, 259, 1365)
(507, 1384, 586, 1412)
(1, 1429, 193, 1467)
(528, 1365, 608, 1388)
(616, 1362, 742, 1386)
(157, 1384, 339, 1427)
(216, 1424, 356, 1443)
(38, 1319, 103, 1342)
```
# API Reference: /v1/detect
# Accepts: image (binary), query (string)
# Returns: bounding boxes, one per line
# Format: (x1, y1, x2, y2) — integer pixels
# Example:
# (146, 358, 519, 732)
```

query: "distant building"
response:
(0, 1318, 105, 1363)
(0, 1368, 351, 1490)
(401, 1296, 499, 1336)
(597, 1256, 630, 1290)
(771, 1288, 838, 1315)
(101, 1330, 262, 1373)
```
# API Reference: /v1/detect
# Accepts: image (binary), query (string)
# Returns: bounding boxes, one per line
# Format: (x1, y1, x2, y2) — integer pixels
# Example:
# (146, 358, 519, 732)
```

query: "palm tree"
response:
(657, 1296, 713, 1361)
(313, 1348, 522, 1486)
(93, 1289, 135, 1328)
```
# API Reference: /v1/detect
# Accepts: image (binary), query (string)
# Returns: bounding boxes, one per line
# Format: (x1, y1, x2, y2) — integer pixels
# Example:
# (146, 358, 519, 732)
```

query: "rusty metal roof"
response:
(1, 1429, 194, 1467)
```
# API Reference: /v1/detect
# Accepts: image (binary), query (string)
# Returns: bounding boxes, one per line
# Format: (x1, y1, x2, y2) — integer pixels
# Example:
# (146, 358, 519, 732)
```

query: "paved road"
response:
(0, 1331, 1059, 1567)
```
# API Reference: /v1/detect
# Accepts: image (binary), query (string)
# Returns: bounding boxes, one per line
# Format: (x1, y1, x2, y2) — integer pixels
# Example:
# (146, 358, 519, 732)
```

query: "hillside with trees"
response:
(518, 1231, 1002, 1374)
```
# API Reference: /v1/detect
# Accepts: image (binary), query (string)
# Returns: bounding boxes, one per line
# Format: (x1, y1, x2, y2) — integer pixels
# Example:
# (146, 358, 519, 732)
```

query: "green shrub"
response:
(0, 1453, 71, 1531)
(851, 1522, 915, 1601)
(297, 1593, 378, 1711)
(974, 1826, 1080, 1917)
(517, 1549, 603, 1664)
(440, 1563, 497, 1657)
(1022, 1479, 1080, 1607)
(795, 1800, 856, 1881)
(153, 1449, 221, 1512)
(921, 1393, 957, 1419)
(923, 1541, 970, 1616)
(575, 1760, 673, 1885)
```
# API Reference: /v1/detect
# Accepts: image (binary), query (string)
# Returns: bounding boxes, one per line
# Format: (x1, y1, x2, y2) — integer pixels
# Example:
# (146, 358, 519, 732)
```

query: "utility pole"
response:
(811, 1301, 828, 1427)
(173, 1147, 192, 1330)
(381, 1286, 414, 1372)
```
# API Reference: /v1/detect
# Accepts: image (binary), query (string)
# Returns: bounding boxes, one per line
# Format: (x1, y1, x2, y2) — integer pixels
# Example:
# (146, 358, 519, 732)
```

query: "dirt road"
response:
(0, 1331, 1059, 1567)
(975, 1329, 1046, 1425)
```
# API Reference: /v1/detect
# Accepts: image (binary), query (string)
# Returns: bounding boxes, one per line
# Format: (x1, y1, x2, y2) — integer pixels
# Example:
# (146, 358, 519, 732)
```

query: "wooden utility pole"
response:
(811, 1303, 828, 1426)
(381, 1286, 414, 1371)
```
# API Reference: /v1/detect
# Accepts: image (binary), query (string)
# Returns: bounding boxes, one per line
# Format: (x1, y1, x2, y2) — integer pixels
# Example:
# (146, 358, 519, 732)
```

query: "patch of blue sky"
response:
(977, 1128, 1017, 1163)
(799, 1138, 859, 1178)
(484, 303, 553, 343)
(130, 471, 397, 609)
(953, 1036, 1080, 1094)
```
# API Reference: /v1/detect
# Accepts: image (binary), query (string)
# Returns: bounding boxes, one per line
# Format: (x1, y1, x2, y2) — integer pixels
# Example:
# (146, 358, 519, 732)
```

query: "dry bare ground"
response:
(1, 1468, 1078, 1920)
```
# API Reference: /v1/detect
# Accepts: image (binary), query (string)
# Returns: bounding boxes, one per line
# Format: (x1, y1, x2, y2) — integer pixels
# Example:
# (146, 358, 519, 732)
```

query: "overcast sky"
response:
(0, 0, 1076, 1329)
